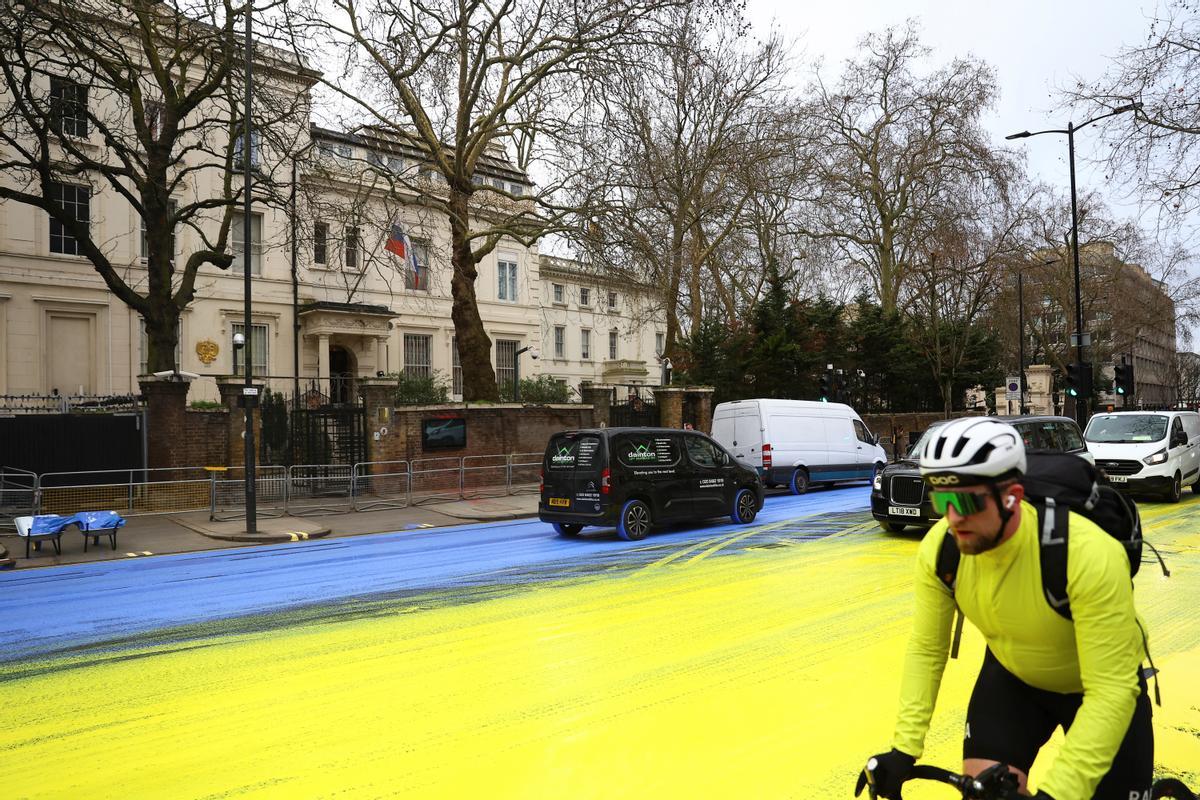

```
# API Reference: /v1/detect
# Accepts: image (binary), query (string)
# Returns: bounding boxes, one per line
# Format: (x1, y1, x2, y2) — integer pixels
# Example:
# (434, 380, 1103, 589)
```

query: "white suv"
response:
(1084, 410, 1200, 502)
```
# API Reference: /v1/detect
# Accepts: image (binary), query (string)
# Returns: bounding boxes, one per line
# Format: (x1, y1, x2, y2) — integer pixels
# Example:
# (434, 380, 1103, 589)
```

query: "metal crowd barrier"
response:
(38, 467, 212, 517)
(0, 466, 38, 530)
(10, 452, 545, 524)
(352, 461, 410, 511)
(288, 463, 354, 517)
(210, 466, 288, 521)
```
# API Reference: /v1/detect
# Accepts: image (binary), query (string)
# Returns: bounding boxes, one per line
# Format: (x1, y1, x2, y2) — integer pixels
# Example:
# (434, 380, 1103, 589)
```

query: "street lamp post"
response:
(513, 345, 539, 402)
(241, 1, 257, 534)
(1017, 269, 1025, 414)
(1007, 102, 1141, 426)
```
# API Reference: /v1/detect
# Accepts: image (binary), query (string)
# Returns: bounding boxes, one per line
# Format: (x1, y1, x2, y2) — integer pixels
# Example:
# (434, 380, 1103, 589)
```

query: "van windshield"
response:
(1085, 414, 1168, 444)
(545, 434, 603, 472)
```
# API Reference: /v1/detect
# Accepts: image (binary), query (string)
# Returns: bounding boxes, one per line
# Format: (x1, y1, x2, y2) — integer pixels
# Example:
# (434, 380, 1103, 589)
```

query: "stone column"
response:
(376, 336, 389, 376)
(138, 376, 193, 470)
(579, 383, 612, 428)
(317, 334, 331, 396)
(654, 387, 684, 429)
(217, 376, 264, 468)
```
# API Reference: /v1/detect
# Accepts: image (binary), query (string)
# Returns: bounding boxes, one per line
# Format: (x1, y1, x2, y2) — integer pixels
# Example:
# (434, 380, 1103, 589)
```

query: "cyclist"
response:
(855, 417, 1153, 799)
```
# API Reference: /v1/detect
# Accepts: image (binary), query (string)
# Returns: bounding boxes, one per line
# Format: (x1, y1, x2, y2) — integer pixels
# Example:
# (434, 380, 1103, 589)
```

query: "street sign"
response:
(242, 387, 259, 396)
(1069, 332, 1092, 347)
(1005, 376, 1020, 401)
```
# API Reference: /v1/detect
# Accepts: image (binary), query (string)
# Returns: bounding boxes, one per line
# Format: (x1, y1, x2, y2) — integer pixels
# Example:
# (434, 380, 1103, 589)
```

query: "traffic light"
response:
(1113, 361, 1135, 396)
(819, 372, 831, 402)
(1065, 361, 1094, 399)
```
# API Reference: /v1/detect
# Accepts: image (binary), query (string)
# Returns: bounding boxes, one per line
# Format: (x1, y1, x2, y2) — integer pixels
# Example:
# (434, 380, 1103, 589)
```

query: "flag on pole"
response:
(386, 222, 424, 289)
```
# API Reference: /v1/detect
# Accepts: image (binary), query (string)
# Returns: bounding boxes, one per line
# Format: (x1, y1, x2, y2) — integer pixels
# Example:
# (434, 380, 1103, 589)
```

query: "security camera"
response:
(233, 332, 246, 348)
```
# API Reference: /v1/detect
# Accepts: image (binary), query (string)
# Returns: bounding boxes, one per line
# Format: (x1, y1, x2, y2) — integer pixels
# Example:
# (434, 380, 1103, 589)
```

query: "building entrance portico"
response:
(297, 301, 395, 403)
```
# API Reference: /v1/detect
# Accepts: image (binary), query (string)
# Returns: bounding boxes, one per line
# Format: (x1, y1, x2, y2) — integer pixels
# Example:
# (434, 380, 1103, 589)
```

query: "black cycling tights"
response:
(964, 649, 1153, 800)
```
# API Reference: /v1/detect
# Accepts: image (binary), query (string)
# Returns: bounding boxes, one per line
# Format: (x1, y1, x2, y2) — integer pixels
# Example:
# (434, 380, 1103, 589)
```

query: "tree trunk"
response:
(143, 306, 182, 375)
(448, 193, 499, 402)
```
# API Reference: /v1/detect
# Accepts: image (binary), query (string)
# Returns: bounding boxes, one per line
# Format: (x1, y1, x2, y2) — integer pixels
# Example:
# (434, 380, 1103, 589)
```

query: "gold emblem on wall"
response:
(196, 339, 220, 365)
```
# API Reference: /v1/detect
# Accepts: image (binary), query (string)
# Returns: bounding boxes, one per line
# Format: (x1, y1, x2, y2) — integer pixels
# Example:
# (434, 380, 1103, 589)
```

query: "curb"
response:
(170, 515, 332, 544)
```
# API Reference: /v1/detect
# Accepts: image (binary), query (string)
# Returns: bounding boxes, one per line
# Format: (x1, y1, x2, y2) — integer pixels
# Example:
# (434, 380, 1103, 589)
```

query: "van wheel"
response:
(553, 523, 583, 537)
(879, 520, 906, 533)
(789, 468, 810, 495)
(731, 488, 758, 524)
(617, 499, 651, 541)
(1166, 473, 1182, 503)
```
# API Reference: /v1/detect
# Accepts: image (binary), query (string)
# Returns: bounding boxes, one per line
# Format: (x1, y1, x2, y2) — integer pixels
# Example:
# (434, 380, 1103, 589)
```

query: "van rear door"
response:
(542, 432, 606, 513)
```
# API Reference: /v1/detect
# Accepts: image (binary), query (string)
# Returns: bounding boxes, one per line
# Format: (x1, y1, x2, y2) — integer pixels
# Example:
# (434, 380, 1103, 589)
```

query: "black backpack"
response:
(935, 453, 1168, 698)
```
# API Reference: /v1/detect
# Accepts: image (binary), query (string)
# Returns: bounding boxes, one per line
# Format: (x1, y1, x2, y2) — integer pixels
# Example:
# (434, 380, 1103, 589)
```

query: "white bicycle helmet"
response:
(919, 417, 1026, 486)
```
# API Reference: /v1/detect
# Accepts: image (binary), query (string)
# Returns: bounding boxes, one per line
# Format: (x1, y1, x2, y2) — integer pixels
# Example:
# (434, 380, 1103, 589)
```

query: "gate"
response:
(0, 395, 145, 478)
(291, 405, 367, 465)
(609, 384, 659, 427)
(258, 386, 369, 467)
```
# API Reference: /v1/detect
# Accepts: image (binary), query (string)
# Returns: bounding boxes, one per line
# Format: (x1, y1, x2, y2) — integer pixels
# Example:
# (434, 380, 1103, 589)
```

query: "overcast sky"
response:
(745, 0, 1167, 231)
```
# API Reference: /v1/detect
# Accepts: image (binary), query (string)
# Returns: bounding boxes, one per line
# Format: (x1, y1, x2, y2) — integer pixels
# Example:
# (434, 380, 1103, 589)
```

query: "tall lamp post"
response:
(513, 346, 539, 402)
(241, 1, 257, 534)
(1006, 102, 1140, 425)
(1017, 269, 1025, 414)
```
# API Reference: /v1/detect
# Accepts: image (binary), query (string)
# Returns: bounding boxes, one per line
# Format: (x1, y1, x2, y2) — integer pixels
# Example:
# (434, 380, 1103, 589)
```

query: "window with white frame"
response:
(609, 329, 618, 360)
(655, 332, 665, 356)
(608, 291, 618, 310)
(313, 221, 328, 265)
(233, 130, 261, 168)
(140, 201, 177, 261)
(581, 329, 591, 360)
(452, 337, 462, 395)
(554, 326, 565, 358)
(50, 77, 88, 138)
(579, 287, 590, 307)
(345, 225, 362, 271)
(497, 259, 518, 302)
(552, 283, 564, 303)
(231, 322, 268, 375)
(496, 339, 517, 397)
(48, 182, 90, 255)
(231, 212, 262, 274)
(139, 318, 181, 374)
(404, 333, 432, 378)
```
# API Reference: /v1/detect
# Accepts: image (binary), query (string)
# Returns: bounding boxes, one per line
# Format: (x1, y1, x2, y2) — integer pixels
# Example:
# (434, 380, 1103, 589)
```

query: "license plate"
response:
(548, 497, 570, 507)
(1108, 475, 1128, 484)
(888, 505, 922, 517)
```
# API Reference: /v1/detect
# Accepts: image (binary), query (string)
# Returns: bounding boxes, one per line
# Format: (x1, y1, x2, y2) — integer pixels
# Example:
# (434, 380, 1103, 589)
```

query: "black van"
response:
(539, 427, 765, 541)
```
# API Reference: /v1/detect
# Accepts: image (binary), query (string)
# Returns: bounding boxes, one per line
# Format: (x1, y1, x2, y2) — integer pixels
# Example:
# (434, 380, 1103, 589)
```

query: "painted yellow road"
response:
(2, 499, 1198, 799)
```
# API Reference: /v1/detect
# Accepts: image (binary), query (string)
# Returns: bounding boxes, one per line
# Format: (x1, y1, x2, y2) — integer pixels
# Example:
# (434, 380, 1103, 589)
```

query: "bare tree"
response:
(1064, 1, 1200, 211)
(568, 8, 796, 360)
(0, 0, 310, 373)
(286, 0, 687, 401)
(796, 22, 1015, 313)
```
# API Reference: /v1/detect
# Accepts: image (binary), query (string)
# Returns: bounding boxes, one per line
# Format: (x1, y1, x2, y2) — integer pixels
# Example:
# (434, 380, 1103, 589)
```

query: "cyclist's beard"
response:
(952, 521, 1006, 555)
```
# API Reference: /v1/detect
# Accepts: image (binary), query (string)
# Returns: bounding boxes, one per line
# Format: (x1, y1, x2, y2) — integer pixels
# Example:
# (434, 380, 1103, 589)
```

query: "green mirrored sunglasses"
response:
(929, 489, 989, 517)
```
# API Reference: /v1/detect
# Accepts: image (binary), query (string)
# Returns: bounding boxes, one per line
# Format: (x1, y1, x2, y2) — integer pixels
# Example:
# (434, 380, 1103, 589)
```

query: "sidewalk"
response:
(0, 494, 541, 570)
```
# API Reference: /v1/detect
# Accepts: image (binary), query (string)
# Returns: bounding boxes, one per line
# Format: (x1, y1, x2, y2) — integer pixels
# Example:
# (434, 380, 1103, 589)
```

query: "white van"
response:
(711, 399, 888, 493)
(1084, 410, 1200, 502)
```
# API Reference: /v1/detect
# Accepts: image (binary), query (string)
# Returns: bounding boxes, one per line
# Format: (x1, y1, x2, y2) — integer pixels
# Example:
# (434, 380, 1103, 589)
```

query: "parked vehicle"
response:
(710, 399, 887, 494)
(871, 415, 1093, 532)
(538, 427, 765, 541)
(1084, 410, 1200, 502)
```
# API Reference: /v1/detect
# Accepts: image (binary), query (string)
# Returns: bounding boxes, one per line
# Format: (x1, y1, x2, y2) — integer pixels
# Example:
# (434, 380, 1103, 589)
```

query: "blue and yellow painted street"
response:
(1, 490, 1196, 798)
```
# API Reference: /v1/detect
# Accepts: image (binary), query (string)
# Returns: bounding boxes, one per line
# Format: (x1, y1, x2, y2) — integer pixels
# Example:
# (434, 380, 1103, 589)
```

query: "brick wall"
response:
(183, 409, 230, 466)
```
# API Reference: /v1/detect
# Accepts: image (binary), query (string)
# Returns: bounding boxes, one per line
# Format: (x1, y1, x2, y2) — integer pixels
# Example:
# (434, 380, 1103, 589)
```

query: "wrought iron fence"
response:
(0, 393, 142, 414)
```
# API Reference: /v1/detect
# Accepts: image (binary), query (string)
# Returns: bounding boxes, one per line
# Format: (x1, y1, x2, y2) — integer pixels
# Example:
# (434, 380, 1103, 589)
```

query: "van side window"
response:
(616, 433, 680, 468)
(684, 435, 725, 467)
(853, 420, 873, 444)
(1171, 417, 1185, 445)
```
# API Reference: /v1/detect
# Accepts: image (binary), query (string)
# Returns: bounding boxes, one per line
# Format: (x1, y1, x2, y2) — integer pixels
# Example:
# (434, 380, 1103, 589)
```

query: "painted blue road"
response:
(0, 486, 873, 661)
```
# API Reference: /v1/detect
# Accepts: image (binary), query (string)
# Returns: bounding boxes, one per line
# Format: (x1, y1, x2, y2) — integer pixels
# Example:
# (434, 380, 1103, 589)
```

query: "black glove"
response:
(854, 749, 916, 799)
